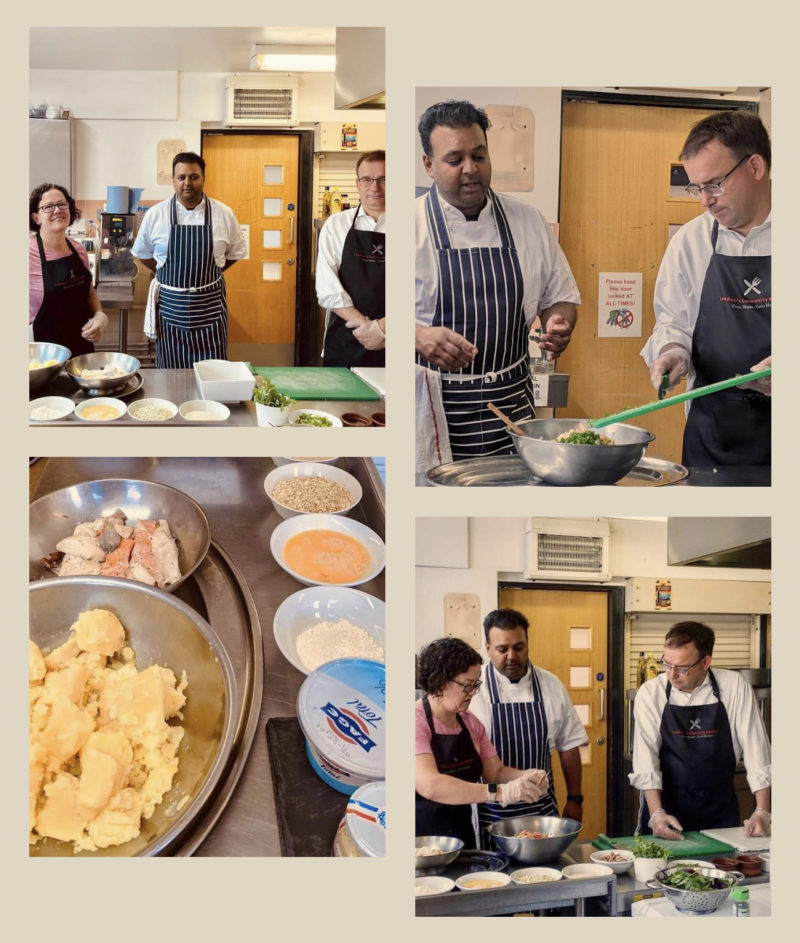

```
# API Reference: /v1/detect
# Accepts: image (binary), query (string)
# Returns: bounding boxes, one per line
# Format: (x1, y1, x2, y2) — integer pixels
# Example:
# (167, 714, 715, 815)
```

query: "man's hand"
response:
(562, 800, 583, 824)
(416, 325, 477, 371)
(740, 355, 772, 396)
(81, 312, 108, 343)
(539, 313, 573, 356)
(650, 345, 691, 391)
(346, 318, 385, 350)
(743, 807, 771, 837)
(649, 808, 685, 840)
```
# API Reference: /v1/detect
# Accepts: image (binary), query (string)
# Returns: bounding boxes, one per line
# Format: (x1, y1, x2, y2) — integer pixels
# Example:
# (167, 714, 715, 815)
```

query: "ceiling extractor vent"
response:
(225, 73, 299, 127)
(525, 518, 610, 581)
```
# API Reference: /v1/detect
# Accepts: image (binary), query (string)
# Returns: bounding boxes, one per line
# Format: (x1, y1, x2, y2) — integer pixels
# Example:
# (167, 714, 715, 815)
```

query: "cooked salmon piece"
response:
(128, 520, 159, 585)
(99, 537, 134, 577)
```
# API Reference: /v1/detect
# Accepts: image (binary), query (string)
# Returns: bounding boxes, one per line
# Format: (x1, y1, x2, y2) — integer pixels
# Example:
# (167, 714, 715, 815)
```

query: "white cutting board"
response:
(700, 826, 770, 852)
(350, 367, 386, 398)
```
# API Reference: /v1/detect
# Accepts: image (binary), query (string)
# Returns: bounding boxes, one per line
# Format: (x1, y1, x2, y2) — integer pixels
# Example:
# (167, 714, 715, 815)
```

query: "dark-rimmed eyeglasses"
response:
(38, 201, 69, 215)
(684, 154, 751, 198)
(658, 655, 706, 676)
(356, 176, 386, 186)
(451, 678, 483, 695)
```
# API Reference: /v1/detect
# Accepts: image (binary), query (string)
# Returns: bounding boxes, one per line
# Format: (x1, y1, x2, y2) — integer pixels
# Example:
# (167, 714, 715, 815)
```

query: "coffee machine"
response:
(97, 212, 136, 283)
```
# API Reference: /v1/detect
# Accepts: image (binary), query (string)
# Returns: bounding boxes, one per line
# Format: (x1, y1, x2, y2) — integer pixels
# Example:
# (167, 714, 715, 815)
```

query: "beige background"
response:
(10, 0, 794, 938)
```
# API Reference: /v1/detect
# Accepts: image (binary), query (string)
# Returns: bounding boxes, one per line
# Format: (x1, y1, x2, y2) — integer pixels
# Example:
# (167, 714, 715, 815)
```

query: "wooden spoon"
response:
(487, 402, 529, 437)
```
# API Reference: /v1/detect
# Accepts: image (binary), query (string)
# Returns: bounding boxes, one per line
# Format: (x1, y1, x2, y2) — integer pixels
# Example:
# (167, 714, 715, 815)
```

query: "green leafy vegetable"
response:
(294, 412, 333, 427)
(660, 867, 733, 891)
(253, 379, 294, 409)
(632, 837, 668, 859)
(556, 430, 613, 445)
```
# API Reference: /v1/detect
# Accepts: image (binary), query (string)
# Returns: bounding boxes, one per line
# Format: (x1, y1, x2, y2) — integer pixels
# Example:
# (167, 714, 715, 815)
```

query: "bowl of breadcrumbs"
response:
(264, 462, 362, 519)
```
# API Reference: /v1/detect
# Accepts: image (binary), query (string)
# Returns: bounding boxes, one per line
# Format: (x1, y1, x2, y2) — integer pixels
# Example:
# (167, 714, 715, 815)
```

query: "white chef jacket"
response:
(132, 196, 247, 270)
(640, 211, 772, 392)
(629, 668, 771, 796)
(469, 663, 587, 754)
(414, 190, 580, 479)
(316, 206, 386, 310)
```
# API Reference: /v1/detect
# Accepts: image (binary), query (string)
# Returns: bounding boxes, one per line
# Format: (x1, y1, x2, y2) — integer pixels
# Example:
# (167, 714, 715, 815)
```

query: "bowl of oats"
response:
(263, 462, 362, 519)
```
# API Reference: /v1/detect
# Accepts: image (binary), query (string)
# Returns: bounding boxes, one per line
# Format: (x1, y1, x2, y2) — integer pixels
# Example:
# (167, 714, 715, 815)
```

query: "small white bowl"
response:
(288, 408, 343, 428)
(270, 514, 385, 587)
(415, 876, 455, 897)
(127, 398, 178, 422)
(178, 399, 230, 422)
(272, 585, 385, 675)
(193, 359, 255, 402)
(455, 871, 511, 892)
(509, 866, 563, 885)
(590, 849, 635, 873)
(264, 463, 362, 519)
(759, 852, 770, 873)
(29, 396, 75, 421)
(273, 456, 340, 466)
(562, 863, 613, 880)
(74, 397, 126, 422)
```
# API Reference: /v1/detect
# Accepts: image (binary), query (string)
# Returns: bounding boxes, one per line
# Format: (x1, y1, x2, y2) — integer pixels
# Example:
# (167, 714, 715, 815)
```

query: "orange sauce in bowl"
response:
(283, 529, 371, 583)
(79, 403, 121, 421)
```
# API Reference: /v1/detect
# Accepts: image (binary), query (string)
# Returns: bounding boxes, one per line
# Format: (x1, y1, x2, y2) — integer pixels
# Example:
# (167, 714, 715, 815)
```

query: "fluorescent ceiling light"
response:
(250, 44, 335, 72)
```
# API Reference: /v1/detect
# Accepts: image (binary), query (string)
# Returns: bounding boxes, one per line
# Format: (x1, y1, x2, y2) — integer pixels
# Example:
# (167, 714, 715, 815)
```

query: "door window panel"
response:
(263, 165, 284, 185)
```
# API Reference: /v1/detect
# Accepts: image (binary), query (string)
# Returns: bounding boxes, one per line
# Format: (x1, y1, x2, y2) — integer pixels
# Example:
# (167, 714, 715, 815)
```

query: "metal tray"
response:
(418, 849, 509, 879)
(426, 455, 688, 487)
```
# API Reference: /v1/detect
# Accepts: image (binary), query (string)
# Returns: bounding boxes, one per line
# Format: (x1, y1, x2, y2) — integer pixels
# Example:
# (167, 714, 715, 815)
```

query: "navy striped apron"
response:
(416, 184, 535, 458)
(155, 195, 228, 368)
(477, 662, 558, 848)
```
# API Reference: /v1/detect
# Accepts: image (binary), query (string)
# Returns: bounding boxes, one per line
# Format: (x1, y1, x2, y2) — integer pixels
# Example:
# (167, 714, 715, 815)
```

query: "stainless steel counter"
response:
(30, 369, 385, 426)
(30, 456, 385, 856)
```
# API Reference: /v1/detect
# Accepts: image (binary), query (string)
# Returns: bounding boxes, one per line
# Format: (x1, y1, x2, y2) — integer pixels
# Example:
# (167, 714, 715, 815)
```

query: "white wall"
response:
(30, 69, 384, 201)
(415, 517, 770, 648)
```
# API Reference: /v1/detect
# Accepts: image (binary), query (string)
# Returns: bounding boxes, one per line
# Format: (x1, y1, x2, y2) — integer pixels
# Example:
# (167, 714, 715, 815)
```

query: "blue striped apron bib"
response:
(156, 195, 228, 368)
(477, 661, 558, 849)
(416, 184, 535, 458)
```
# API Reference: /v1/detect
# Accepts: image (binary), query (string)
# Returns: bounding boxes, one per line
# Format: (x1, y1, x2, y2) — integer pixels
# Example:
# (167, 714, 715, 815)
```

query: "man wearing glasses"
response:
(641, 111, 771, 468)
(469, 609, 587, 846)
(630, 621, 770, 840)
(316, 149, 385, 366)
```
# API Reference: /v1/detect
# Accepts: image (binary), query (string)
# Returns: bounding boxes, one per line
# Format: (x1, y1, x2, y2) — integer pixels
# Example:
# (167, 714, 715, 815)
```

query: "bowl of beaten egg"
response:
(29, 577, 237, 856)
(270, 514, 385, 588)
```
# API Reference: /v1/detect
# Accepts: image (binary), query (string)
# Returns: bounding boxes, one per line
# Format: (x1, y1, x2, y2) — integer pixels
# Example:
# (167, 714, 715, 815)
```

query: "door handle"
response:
(289, 217, 295, 245)
(599, 686, 605, 720)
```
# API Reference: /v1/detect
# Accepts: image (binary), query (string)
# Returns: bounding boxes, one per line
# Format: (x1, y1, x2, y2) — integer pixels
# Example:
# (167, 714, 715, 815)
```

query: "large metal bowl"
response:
(66, 350, 140, 393)
(647, 864, 743, 914)
(29, 577, 237, 856)
(487, 814, 582, 864)
(415, 835, 464, 870)
(510, 418, 655, 486)
(29, 341, 71, 394)
(29, 478, 211, 592)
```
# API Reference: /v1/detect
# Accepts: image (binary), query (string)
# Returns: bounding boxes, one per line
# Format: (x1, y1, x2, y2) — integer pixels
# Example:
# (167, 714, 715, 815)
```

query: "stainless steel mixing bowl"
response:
(29, 577, 237, 856)
(415, 835, 465, 869)
(487, 814, 582, 864)
(647, 864, 743, 914)
(29, 478, 211, 592)
(510, 418, 655, 485)
(66, 350, 140, 393)
(29, 341, 71, 394)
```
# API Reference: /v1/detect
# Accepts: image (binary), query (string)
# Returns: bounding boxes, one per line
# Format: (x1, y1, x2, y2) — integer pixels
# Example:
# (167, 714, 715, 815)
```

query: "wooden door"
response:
(203, 133, 300, 360)
(559, 101, 711, 463)
(499, 586, 608, 840)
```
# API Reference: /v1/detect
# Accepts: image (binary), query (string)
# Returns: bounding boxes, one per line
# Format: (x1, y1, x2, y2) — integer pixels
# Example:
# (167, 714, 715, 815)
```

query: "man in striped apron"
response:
(415, 101, 580, 477)
(133, 151, 246, 368)
(469, 608, 587, 849)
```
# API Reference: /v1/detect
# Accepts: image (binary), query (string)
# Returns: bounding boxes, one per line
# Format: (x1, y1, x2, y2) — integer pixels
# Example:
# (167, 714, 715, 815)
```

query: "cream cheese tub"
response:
(297, 658, 385, 795)
(332, 781, 386, 857)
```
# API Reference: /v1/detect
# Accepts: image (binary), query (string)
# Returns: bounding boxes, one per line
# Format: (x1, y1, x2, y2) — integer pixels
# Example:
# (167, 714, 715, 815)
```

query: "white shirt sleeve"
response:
(725, 671, 771, 793)
(468, 663, 492, 732)
(536, 668, 589, 752)
(316, 209, 357, 310)
(629, 675, 667, 791)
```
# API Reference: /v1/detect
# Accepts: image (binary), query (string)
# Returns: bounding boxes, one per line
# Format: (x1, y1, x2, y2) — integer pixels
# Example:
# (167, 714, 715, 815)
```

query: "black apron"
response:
(682, 219, 771, 467)
(415, 185, 535, 459)
(638, 669, 739, 833)
(477, 663, 559, 848)
(32, 233, 94, 356)
(323, 207, 385, 367)
(155, 195, 227, 369)
(415, 696, 483, 848)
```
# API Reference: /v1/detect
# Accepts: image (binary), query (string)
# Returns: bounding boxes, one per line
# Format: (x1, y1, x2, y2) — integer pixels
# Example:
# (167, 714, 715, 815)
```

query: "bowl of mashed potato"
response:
(29, 577, 237, 856)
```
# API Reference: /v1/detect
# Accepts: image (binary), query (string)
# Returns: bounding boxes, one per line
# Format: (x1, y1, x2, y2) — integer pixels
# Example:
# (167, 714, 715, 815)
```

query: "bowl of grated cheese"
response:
(273, 584, 385, 674)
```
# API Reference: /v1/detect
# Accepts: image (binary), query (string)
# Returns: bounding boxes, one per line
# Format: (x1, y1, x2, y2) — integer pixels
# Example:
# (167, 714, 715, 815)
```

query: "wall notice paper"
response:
(598, 272, 643, 338)
(532, 371, 549, 406)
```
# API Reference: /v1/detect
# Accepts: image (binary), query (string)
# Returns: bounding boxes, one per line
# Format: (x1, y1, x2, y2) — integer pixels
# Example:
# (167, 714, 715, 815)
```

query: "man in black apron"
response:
(469, 609, 587, 848)
(133, 151, 245, 368)
(644, 112, 771, 468)
(316, 150, 385, 367)
(631, 621, 771, 840)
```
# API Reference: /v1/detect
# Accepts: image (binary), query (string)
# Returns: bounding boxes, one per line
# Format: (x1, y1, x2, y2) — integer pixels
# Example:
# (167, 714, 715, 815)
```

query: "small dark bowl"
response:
(711, 857, 740, 871)
(371, 412, 385, 427)
(736, 854, 763, 876)
(340, 412, 373, 427)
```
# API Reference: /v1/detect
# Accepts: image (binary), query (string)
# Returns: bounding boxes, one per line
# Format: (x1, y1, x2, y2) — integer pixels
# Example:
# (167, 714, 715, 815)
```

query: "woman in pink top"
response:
(30, 183, 107, 355)
(415, 637, 548, 848)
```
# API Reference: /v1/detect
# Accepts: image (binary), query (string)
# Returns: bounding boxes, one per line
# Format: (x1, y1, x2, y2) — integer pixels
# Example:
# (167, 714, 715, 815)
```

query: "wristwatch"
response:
(566, 794, 584, 803)
(487, 783, 499, 798)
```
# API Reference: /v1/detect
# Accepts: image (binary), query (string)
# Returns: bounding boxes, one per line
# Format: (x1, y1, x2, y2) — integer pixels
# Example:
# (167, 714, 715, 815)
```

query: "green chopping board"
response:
(592, 831, 735, 857)
(248, 366, 381, 401)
